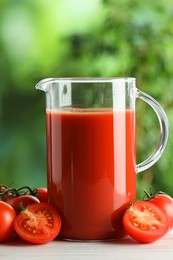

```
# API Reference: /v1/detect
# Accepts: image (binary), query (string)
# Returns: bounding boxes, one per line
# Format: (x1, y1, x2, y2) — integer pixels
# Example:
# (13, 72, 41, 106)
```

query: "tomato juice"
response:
(46, 108, 136, 240)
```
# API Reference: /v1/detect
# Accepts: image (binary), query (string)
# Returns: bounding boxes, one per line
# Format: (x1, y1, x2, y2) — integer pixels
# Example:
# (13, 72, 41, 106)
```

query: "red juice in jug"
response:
(46, 108, 136, 240)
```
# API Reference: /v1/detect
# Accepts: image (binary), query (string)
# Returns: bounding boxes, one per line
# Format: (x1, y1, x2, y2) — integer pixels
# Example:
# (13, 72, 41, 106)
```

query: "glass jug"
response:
(36, 77, 169, 240)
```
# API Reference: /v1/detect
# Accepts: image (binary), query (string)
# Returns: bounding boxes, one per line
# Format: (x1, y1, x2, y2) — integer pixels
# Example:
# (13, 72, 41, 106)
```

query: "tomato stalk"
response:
(0, 185, 38, 200)
(19, 202, 27, 212)
(144, 189, 172, 200)
(143, 189, 155, 199)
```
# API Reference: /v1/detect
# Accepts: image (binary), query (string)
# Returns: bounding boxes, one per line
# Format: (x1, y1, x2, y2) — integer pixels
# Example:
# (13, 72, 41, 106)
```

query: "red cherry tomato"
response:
(14, 202, 61, 244)
(0, 186, 7, 193)
(147, 192, 173, 229)
(0, 201, 16, 242)
(37, 188, 48, 203)
(123, 201, 169, 243)
(0, 186, 13, 201)
(6, 195, 40, 214)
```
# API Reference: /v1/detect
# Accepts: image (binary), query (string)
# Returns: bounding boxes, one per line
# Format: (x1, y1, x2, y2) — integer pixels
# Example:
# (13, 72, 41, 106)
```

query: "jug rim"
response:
(36, 77, 136, 86)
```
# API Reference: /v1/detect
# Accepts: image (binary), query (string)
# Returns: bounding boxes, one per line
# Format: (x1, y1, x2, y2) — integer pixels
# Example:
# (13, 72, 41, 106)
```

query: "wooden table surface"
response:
(1, 230, 173, 260)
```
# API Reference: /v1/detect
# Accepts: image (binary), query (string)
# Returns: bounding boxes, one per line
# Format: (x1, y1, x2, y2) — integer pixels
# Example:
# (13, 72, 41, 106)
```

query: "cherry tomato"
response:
(0, 186, 7, 193)
(6, 195, 40, 214)
(0, 201, 16, 242)
(14, 202, 61, 244)
(0, 186, 12, 202)
(123, 201, 169, 243)
(146, 192, 173, 230)
(36, 188, 48, 203)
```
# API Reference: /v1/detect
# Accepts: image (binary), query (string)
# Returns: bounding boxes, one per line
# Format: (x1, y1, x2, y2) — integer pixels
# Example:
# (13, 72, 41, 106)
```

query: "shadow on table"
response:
(1, 234, 139, 247)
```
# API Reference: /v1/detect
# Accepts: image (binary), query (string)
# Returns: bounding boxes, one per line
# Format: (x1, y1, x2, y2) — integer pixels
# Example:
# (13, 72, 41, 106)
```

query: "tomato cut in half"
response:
(14, 203, 61, 244)
(123, 201, 169, 243)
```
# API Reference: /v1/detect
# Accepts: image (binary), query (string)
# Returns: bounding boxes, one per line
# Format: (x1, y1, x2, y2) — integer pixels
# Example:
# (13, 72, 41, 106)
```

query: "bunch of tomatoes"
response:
(0, 185, 61, 244)
(0, 185, 173, 244)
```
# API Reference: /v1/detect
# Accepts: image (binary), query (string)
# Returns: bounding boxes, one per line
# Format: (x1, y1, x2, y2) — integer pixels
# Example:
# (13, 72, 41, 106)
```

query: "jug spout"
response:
(35, 78, 72, 110)
(35, 78, 55, 92)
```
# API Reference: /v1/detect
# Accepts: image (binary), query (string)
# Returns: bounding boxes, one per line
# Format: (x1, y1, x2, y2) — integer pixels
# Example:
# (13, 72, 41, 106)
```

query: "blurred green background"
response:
(0, 0, 173, 198)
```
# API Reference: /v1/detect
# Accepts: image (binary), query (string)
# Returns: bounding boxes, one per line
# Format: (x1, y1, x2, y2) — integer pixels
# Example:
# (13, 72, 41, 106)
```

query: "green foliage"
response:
(0, 0, 173, 196)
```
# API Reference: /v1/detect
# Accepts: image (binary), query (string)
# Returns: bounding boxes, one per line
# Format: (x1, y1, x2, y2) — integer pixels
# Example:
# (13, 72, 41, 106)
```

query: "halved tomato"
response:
(14, 202, 61, 244)
(123, 201, 169, 243)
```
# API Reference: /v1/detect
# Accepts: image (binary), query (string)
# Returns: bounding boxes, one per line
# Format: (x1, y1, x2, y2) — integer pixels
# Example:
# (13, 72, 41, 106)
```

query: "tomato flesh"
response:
(14, 202, 61, 244)
(123, 201, 169, 243)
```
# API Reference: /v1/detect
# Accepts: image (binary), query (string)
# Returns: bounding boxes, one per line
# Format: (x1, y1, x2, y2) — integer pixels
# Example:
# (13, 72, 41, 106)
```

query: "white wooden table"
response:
(1, 230, 173, 260)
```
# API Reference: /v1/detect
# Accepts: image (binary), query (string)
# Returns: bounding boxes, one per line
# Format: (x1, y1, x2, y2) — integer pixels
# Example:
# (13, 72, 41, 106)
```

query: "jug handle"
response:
(136, 89, 169, 173)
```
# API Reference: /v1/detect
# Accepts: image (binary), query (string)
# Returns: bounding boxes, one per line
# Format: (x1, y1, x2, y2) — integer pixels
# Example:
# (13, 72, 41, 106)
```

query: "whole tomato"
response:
(0, 201, 16, 242)
(145, 190, 173, 229)
(6, 195, 40, 214)
(36, 188, 48, 203)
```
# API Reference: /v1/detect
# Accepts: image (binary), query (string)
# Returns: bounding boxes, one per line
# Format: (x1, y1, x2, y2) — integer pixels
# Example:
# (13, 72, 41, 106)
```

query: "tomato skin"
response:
(0, 201, 16, 242)
(123, 201, 169, 243)
(37, 188, 48, 203)
(14, 202, 61, 244)
(6, 195, 40, 214)
(148, 194, 173, 229)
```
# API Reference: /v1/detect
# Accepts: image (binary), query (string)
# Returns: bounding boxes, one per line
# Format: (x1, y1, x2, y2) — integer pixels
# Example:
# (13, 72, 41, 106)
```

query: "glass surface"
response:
(36, 78, 169, 240)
